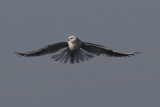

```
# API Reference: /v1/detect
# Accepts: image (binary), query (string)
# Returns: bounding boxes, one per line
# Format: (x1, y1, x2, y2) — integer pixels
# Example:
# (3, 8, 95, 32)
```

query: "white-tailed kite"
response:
(15, 35, 140, 64)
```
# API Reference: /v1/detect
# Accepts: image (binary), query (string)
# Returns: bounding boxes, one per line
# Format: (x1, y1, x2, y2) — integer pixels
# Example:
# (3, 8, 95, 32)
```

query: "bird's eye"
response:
(70, 37, 73, 39)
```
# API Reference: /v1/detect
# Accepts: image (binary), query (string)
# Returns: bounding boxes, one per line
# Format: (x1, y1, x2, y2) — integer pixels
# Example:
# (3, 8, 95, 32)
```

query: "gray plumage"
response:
(15, 35, 140, 64)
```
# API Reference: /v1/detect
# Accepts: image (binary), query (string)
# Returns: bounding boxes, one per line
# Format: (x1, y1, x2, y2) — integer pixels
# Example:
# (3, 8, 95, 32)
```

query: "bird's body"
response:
(67, 36, 82, 51)
(15, 35, 140, 64)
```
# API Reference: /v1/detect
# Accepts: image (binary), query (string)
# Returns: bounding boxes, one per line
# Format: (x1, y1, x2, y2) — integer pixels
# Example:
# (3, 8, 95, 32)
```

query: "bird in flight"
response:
(15, 35, 140, 64)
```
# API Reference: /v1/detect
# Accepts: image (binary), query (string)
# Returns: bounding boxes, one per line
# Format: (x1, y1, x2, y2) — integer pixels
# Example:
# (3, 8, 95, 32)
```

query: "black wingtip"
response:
(14, 51, 20, 55)
(14, 52, 26, 56)
(133, 51, 142, 55)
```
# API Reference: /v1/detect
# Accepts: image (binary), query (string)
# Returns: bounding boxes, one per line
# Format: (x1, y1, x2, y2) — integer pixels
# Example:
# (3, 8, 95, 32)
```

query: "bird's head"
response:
(67, 35, 78, 43)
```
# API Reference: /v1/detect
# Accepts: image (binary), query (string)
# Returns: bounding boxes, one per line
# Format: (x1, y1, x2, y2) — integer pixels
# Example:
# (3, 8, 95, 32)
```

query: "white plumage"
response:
(15, 35, 140, 64)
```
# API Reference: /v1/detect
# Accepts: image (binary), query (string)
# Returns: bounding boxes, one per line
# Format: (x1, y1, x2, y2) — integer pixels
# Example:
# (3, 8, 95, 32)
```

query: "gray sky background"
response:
(0, 0, 160, 107)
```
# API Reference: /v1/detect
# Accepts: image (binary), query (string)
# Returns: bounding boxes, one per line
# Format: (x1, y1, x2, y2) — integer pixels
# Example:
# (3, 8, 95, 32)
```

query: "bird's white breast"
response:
(68, 39, 82, 50)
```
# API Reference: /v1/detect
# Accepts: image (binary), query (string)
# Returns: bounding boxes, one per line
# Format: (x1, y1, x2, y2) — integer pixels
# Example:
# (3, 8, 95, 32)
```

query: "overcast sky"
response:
(0, 0, 160, 107)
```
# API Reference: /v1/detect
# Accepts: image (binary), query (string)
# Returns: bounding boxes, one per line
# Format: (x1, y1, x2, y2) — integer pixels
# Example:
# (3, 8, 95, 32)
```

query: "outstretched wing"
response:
(81, 42, 140, 57)
(15, 42, 68, 57)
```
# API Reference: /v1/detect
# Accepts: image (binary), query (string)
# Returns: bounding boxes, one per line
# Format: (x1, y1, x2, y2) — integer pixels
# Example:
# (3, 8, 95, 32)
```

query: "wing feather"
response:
(81, 42, 140, 57)
(15, 42, 68, 57)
